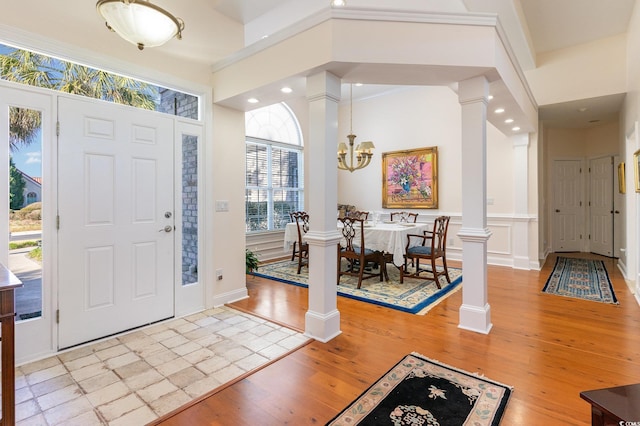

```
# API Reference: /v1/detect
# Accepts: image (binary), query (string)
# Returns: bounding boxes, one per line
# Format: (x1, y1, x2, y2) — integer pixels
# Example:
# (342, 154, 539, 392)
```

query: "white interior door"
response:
(58, 96, 175, 349)
(552, 159, 583, 252)
(589, 156, 614, 257)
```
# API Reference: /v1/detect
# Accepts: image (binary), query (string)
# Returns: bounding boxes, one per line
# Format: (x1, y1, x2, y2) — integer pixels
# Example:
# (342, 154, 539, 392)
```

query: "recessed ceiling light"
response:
(578, 107, 588, 112)
(331, 0, 347, 7)
(488, 95, 494, 100)
(281, 87, 293, 94)
(354, 82, 363, 86)
(494, 108, 505, 114)
(248, 98, 259, 104)
(512, 126, 520, 131)
(505, 118, 514, 124)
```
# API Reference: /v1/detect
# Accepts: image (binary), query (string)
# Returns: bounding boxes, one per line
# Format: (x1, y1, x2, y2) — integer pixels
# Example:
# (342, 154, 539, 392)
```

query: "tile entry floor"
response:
(5, 306, 310, 425)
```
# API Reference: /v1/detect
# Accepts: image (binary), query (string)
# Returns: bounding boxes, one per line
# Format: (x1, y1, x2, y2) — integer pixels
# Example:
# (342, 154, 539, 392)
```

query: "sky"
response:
(11, 133, 42, 178)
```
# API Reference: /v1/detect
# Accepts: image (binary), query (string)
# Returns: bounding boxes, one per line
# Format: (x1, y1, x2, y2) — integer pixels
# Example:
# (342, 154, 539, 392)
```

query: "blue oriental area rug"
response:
(252, 260, 462, 315)
(542, 257, 618, 304)
(326, 353, 512, 426)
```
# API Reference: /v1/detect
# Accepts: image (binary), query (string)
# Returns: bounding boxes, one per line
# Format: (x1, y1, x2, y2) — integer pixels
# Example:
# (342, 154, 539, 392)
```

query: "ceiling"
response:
(1, 0, 634, 129)
(209, 0, 634, 129)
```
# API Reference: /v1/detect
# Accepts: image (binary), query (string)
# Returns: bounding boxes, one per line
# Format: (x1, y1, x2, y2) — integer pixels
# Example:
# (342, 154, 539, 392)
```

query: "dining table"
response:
(284, 221, 430, 267)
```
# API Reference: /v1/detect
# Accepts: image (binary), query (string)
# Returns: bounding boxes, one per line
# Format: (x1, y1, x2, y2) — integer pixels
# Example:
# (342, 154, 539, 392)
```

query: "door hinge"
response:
(580, 201, 582, 206)
(580, 235, 583, 239)
(56, 121, 60, 136)
(589, 234, 591, 240)
(56, 215, 60, 230)
(56, 309, 60, 324)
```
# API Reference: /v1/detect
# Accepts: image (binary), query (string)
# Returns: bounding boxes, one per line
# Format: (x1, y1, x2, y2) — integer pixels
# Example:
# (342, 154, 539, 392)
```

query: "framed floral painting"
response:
(382, 147, 438, 208)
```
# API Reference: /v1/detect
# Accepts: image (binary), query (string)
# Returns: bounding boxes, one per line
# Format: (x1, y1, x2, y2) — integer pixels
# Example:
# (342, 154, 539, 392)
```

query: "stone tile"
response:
(57, 346, 94, 363)
(145, 349, 178, 367)
(42, 395, 94, 425)
(234, 318, 263, 331)
(136, 379, 177, 404)
(280, 334, 311, 350)
(15, 373, 27, 390)
(262, 329, 289, 343)
(208, 339, 241, 355)
(167, 366, 205, 389)
(182, 347, 215, 365)
(183, 327, 212, 340)
(70, 363, 109, 383)
(173, 321, 199, 335)
(15, 386, 34, 404)
(160, 334, 189, 349)
(86, 381, 130, 407)
(89, 338, 120, 352)
(78, 370, 120, 394)
(117, 330, 148, 344)
(194, 333, 224, 347)
(133, 342, 166, 358)
(183, 375, 222, 398)
(37, 384, 82, 411)
(94, 344, 129, 362)
(194, 316, 220, 327)
(109, 405, 157, 426)
(258, 344, 290, 360)
(16, 399, 40, 422)
(122, 335, 157, 352)
(149, 329, 179, 342)
(148, 389, 192, 417)
(235, 353, 269, 372)
(55, 409, 103, 426)
(250, 323, 279, 337)
(20, 356, 61, 375)
(16, 413, 47, 426)
(242, 336, 274, 353)
(26, 364, 67, 386)
(222, 315, 249, 326)
(183, 312, 207, 323)
(155, 357, 191, 377)
(165, 318, 189, 329)
(64, 354, 101, 371)
(195, 355, 230, 375)
(142, 322, 170, 336)
(97, 393, 145, 422)
(105, 352, 140, 370)
(171, 341, 201, 357)
(222, 346, 253, 363)
(113, 360, 152, 379)
(30, 374, 75, 398)
(123, 369, 164, 391)
(214, 364, 247, 383)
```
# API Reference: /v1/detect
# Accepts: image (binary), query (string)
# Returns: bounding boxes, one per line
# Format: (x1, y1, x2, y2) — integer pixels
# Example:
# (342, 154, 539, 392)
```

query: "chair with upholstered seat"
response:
(400, 216, 451, 286)
(390, 211, 418, 223)
(337, 217, 387, 288)
(290, 211, 309, 274)
(346, 210, 369, 220)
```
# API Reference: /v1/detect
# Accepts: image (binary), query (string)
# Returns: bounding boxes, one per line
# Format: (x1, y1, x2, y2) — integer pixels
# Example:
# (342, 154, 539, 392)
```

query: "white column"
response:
(512, 134, 531, 270)
(304, 71, 342, 342)
(457, 75, 492, 334)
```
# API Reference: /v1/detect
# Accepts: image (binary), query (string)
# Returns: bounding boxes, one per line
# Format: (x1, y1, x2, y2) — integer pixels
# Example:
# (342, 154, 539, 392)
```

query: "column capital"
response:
(306, 71, 341, 104)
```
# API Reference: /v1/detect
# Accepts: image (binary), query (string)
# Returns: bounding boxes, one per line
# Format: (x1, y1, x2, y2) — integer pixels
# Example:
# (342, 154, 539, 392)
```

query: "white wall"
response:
(333, 85, 535, 267)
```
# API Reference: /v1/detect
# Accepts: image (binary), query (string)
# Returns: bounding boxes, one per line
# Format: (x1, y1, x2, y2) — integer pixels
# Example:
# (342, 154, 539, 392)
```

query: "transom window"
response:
(245, 103, 304, 232)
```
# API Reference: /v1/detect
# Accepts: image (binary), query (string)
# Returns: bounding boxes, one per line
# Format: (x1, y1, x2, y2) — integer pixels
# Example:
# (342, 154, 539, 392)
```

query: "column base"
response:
(305, 309, 341, 342)
(458, 303, 492, 334)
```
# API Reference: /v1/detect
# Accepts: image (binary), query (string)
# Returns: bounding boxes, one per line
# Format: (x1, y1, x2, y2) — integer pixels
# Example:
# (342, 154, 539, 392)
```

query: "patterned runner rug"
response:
(542, 257, 618, 304)
(326, 353, 512, 426)
(252, 260, 462, 315)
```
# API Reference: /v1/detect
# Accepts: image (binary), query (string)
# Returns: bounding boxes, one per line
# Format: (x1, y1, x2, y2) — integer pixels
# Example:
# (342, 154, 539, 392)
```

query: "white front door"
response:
(589, 156, 614, 257)
(58, 96, 175, 349)
(552, 159, 583, 252)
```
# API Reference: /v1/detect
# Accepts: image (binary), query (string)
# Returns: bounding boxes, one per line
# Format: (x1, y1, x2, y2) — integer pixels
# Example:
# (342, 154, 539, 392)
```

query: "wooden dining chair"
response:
(400, 216, 451, 286)
(390, 211, 418, 223)
(337, 217, 387, 288)
(346, 210, 369, 220)
(290, 211, 309, 274)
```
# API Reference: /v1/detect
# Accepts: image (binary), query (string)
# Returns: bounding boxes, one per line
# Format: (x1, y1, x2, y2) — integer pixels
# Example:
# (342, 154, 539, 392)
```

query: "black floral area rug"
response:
(327, 353, 512, 426)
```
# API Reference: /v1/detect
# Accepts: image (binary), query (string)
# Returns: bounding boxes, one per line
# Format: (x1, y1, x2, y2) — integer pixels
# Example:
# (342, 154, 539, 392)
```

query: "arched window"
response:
(245, 103, 304, 232)
(26, 192, 37, 205)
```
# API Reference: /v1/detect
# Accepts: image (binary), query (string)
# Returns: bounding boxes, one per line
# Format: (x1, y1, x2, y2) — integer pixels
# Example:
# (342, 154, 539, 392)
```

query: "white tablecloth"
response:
(284, 221, 429, 266)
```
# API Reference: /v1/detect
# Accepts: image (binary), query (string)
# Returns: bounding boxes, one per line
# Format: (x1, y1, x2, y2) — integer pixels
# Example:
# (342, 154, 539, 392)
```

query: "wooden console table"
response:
(0, 263, 22, 426)
(580, 383, 640, 426)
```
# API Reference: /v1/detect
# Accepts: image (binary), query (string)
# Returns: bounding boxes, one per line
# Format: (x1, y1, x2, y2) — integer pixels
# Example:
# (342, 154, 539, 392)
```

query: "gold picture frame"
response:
(618, 162, 626, 194)
(635, 149, 640, 193)
(382, 147, 438, 209)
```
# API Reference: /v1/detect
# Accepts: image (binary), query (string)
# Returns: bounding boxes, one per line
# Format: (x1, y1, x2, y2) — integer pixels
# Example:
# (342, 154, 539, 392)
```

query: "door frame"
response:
(587, 155, 615, 257)
(1, 80, 206, 363)
(550, 157, 586, 253)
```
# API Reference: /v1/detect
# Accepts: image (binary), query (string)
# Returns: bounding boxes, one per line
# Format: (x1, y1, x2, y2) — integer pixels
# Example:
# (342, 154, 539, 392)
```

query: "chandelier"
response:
(96, 0, 185, 50)
(337, 84, 375, 172)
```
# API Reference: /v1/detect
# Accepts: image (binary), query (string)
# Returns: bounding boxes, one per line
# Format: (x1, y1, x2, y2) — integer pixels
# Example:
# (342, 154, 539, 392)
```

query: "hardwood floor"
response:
(156, 254, 640, 425)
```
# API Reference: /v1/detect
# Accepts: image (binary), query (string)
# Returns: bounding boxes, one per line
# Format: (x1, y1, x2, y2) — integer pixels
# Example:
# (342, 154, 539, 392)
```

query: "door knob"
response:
(615, 210, 620, 214)
(555, 209, 560, 212)
(159, 225, 173, 233)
